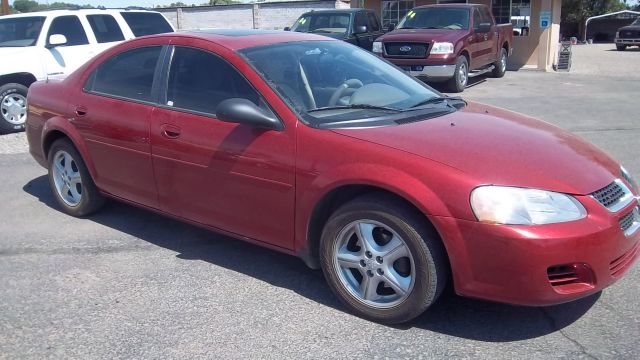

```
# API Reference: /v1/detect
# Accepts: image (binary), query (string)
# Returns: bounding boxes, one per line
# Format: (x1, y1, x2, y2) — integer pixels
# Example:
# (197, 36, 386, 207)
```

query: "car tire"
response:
(0, 83, 29, 134)
(47, 139, 105, 217)
(616, 45, 626, 51)
(319, 193, 448, 324)
(491, 48, 508, 78)
(445, 56, 468, 93)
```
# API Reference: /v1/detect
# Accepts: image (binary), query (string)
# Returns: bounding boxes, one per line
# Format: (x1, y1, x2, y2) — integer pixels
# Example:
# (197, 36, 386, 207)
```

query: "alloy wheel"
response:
(1, 93, 27, 125)
(51, 150, 83, 206)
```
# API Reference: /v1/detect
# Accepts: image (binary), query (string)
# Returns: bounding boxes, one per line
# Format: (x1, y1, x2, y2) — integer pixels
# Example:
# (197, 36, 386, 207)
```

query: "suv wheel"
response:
(445, 56, 468, 93)
(0, 83, 29, 133)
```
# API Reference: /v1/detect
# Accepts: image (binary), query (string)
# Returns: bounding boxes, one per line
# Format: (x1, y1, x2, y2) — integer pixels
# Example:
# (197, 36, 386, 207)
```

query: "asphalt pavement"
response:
(1, 60, 639, 358)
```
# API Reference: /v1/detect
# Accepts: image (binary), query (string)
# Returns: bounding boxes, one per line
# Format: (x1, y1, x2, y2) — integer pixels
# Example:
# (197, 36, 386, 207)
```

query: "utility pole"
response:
(1, 0, 9, 16)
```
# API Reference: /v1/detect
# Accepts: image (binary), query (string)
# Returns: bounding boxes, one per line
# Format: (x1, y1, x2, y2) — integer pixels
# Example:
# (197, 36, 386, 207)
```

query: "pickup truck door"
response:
(352, 11, 374, 51)
(469, 9, 487, 69)
(43, 15, 98, 80)
(478, 7, 498, 66)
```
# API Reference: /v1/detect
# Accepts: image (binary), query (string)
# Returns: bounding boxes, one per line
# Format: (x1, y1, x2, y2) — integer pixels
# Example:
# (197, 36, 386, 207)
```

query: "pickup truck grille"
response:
(384, 42, 429, 58)
(619, 30, 640, 38)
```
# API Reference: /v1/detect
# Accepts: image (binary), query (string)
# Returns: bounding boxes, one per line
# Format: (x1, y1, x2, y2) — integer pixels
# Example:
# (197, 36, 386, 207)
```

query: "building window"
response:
(492, 0, 531, 36)
(381, 1, 415, 28)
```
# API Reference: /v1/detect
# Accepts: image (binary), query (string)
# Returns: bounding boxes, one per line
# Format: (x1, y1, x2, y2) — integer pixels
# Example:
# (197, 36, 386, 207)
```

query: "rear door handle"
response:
(160, 124, 181, 139)
(75, 106, 87, 117)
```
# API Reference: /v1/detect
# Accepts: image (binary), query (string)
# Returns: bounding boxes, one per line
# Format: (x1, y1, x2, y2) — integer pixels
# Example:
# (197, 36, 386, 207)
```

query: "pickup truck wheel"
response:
(445, 56, 468, 93)
(47, 139, 105, 217)
(492, 48, 508, 78)
(0, 83, 29, 133)
(616, 45, 626, 51)
(319, 193, 448, 324)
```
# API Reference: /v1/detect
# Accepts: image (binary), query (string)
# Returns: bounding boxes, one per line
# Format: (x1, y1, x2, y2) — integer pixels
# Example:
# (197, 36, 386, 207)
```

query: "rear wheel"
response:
(320, 194, 448, 324)
(445, 56, 468, 93)
(616, 45, 626, 51)
(47, 139, 105, 216)
(0, 83, 28, 133)
(492, 48, 508, 78)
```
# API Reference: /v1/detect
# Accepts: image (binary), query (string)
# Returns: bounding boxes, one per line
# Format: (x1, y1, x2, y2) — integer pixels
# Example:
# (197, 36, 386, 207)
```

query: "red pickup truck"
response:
(373, 4, 513, 92)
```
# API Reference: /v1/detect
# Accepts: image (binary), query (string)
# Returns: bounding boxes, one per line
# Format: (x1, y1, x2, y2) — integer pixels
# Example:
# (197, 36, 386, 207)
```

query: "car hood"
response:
(332, 102, 619, 195)
(0, 46, 32, 58)
(618, 25, 640, 32)
(378, 29, 468, 43)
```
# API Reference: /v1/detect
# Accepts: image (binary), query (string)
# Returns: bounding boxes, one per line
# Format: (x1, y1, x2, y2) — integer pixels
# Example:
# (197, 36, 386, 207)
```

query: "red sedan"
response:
(26, 30, 639, 324)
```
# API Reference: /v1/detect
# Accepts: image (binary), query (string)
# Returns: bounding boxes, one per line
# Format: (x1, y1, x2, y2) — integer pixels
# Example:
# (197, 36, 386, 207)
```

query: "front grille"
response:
(590, 180, 632, 211)
(620, 30, 640, 38)
(619, 206, 639, 236)
(384, 42, 429, 58)
(610, 241, 640, 277)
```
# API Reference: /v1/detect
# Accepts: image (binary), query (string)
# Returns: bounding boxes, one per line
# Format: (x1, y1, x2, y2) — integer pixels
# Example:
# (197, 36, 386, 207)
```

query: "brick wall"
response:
(157, 0, 349, 30)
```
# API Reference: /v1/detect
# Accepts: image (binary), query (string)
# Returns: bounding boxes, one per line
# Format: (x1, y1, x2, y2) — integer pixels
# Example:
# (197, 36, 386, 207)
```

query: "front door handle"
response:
(160, 124, 181, 139)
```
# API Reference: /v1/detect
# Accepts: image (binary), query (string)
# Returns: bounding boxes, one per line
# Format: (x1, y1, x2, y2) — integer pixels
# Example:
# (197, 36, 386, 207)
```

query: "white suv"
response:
(0, 9, 174, 133)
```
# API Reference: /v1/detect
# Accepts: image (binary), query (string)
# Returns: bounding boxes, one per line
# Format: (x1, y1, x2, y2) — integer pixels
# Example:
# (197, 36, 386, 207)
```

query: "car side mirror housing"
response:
(216, 98, 282, 131)
(284, 27, 290, 31)
(387, 23, 396, 32)
(354, 25, 367, 34)
(477, 23, 491, 33)
(47, 34, 68, 48)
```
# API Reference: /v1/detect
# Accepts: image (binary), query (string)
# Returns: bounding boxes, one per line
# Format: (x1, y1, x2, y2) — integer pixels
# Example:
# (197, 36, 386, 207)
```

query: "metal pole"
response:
(1, 0, 9, 16)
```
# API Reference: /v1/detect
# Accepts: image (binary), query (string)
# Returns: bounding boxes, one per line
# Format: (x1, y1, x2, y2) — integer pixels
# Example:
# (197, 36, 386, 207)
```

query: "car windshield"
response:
(632, 18, 640, 26)
(290, 13, 351, 34)
(398, 8, 470, 30)
(240, 41, 457, 128)
(0, 16, 46, 47)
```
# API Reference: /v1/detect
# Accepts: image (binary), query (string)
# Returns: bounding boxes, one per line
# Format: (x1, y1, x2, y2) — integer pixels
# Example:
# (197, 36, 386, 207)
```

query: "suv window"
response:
(87, 15, 125, 43)
(0, 16, 45, 47)
(166, 46, 266, 116)
(47, 15, 89, 46)
(120, 12, 173, 37)
(367, 12, 380, 32)
(86, 46, 162, 102)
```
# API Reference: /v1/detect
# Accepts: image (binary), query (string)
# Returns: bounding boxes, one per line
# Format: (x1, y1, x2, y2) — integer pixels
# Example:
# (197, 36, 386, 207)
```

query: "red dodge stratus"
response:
(26, 29, 639, 324)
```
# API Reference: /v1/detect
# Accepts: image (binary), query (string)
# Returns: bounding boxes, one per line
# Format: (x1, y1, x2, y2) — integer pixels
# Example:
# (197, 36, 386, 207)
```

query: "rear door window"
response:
(120, 12, 173, 37)
(47, 15, 89, 46)
(87, 15, 125, 43)
(85, 46, 162, 102)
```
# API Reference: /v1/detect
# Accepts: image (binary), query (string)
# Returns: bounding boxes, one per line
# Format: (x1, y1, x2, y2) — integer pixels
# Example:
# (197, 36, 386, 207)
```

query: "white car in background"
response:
(0, 9, 174, 133)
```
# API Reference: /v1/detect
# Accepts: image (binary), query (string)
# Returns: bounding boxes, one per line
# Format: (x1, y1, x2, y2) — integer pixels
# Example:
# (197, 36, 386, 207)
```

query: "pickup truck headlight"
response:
(372, 41, 383, 53)
(430, 42, 454, 54)
(621, 166, 638, 192)
(615, 31, 620, 39)
(470, 186, 587, 225)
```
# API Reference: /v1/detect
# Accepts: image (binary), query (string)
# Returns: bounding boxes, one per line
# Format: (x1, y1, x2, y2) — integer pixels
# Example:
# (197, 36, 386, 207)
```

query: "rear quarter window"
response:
(120, 12, 173, 37)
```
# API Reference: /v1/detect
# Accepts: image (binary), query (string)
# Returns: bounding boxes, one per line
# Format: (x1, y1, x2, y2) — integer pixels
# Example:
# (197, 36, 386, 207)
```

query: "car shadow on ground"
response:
(606, 47, 640, 52)
(428, 76, 488, 94)
(23, 175, 599, 341)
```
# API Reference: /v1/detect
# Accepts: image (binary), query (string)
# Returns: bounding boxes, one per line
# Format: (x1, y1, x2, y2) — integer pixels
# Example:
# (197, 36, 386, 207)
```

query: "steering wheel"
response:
(328, 79, 364, 106)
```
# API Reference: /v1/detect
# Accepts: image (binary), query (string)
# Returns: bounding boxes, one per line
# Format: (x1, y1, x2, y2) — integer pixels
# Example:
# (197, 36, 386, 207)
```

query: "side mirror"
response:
(47, 34, 67, 48)
(477, 23, 491, 33)
(387, 23, 396, 32)
(354, 25, 367, 34)
(284, 27, 290, 31)
(216, 98, 282, 131)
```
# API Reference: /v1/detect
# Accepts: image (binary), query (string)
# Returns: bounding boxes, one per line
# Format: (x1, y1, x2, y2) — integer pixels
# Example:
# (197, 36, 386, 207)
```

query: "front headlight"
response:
(470, 186, 587, 225)
(616, 31, 620, 39)
(621, 166, 638, 192)
(430, 42, 454, 54)
(372, 41, 383, 53)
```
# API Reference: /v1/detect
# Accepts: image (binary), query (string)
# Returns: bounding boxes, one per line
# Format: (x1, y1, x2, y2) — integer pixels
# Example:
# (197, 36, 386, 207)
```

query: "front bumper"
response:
(402, 64, 456, 81)
(432, 197, 640, 306)
(616, 38, 640, 45)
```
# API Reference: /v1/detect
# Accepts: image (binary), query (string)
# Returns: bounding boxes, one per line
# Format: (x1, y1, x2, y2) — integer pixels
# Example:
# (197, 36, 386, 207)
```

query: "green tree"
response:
(562, 0, 630, 39)
(12, 0, 43, 13)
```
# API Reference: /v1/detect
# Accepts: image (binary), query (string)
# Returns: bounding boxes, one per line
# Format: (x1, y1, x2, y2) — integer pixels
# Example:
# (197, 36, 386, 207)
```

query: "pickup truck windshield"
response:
(398, 8, 469, 30)
(240, 41, 455, 128)
(632, 18, 640, 26)
(0, 16, 45, 47)
(291, 14, 351, 34)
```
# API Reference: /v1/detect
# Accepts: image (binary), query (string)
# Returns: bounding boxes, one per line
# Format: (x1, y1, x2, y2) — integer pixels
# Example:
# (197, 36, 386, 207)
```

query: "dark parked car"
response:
(27, 30, 639, 324)
(286, 9, 384, 51)
(615, 17, 640, 51)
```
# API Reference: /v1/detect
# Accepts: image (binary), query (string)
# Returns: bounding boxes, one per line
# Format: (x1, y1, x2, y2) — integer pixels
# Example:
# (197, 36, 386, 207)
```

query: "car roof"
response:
(147, 29, 337, 51)
(0, 9, 161, 18)
(300, 8, 370, 15)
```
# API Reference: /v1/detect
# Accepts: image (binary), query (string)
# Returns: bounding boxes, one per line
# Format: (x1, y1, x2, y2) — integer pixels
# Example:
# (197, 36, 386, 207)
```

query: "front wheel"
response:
(445, 56, 468, 93)
(616, 45, 626, 51)
(0, 83, 29, 134)
(47, 139, 105, 217)
(492, 48, 508, 78)
(319, 194, 448, 324)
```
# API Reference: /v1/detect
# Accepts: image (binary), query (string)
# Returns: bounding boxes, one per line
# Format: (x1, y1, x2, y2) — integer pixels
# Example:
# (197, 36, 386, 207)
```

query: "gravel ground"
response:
(0, 132, 28, 155)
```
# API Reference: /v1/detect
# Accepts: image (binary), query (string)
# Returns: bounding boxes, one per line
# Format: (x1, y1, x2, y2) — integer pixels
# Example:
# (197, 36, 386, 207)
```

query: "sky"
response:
(9, 0, 191, 8)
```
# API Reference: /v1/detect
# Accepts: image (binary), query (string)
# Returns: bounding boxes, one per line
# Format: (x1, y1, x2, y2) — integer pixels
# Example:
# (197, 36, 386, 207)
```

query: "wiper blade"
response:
(308, 104, 403, 113)
(410, 96, 466, 109)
